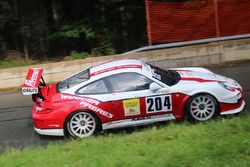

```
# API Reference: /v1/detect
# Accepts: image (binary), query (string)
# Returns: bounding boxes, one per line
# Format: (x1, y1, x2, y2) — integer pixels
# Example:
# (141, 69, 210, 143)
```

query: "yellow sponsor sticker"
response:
(123, 99, 140, 116)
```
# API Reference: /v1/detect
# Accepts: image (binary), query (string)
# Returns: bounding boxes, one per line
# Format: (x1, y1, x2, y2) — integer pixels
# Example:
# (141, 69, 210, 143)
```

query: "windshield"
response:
(147, 64, 180, 86)
(57, 69, 90, 92)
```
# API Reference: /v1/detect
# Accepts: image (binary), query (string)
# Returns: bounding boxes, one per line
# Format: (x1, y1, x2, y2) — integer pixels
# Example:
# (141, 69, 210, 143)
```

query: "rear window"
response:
(57, 69, 90, 92)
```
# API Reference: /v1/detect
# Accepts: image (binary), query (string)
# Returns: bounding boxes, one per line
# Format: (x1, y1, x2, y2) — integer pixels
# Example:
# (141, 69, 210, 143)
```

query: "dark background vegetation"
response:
(0, 0, 148, 60)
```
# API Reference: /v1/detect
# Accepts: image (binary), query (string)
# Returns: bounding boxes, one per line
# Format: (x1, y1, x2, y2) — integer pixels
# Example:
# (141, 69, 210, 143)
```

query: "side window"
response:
(107, 72, 153, 93)
(58, 69, 90, 92)
(76, 79, 109, 94)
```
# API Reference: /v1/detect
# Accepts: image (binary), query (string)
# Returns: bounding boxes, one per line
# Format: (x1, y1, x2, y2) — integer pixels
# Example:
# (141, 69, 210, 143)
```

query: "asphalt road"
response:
(0, 62, 249, 150)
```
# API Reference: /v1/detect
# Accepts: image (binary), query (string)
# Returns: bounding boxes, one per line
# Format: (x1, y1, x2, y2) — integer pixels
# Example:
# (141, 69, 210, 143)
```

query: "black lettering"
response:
(132, 116, 152, 121)
(164, 96, 171, 110)
(155, 97, 162, 110)
(147, 98, 154, 112)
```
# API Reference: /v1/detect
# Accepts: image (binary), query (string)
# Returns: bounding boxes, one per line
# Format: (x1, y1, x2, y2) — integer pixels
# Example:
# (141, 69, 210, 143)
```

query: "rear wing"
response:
(22, 68, 44, 95)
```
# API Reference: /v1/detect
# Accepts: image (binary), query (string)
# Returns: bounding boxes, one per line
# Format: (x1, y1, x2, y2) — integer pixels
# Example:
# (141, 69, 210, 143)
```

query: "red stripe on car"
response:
(181, 77, 218, 83)
(220, 98, 243, 113)
(90, 65, 142, 76)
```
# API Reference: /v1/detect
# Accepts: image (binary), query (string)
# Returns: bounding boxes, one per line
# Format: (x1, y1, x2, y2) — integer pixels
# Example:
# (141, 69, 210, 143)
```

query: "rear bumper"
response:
(32, 104, 66, 130)
(34, 127, 64, 136)
(32, 102, 68, 137)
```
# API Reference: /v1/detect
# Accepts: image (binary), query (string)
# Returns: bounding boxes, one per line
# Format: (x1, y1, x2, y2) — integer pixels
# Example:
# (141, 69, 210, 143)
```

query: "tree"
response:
(0, 0, 14, 59)
(1, 0, 148, 60)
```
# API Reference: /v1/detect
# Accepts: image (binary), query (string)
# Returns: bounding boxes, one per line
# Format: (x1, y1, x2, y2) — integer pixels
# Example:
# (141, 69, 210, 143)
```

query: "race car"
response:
(22, 59, 245, 138)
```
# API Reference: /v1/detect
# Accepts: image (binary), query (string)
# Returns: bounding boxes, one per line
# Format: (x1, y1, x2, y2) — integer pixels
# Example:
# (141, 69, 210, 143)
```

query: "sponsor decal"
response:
(152, 70, 161, 80)
(102, 113, 176, 130)
(22, 87, 38, 95)
(61, 94, 100, 105)
(80, 101, 113, 118)
(146, 95, 172, 113)
(48, 124, 60, 128)
(25, 69, 40, 87)
(132, 114, 173, 121)
(123, 99, 140, 116)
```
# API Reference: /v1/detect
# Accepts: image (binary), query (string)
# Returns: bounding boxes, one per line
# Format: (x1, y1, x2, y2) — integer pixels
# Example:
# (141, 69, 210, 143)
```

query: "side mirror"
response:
(149, 82, 162, 92)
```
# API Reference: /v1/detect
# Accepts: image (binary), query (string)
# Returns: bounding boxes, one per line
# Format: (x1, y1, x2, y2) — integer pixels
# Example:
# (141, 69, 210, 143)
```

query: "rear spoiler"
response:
(22, 68, 44, 95)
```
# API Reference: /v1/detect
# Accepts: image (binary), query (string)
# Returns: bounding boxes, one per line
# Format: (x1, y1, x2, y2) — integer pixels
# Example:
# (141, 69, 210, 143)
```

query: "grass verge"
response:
(0, 59, 38, 69)
(0, 114, 249, 167)
(0, 58, 57, 69)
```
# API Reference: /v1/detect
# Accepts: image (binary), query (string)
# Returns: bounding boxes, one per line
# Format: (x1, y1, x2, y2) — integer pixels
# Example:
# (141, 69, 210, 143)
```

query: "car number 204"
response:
(146, 95, 172, 113)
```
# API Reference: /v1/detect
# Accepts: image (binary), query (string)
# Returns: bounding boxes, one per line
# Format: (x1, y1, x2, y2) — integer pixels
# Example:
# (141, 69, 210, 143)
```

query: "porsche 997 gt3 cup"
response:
(22, 59, 245, 138)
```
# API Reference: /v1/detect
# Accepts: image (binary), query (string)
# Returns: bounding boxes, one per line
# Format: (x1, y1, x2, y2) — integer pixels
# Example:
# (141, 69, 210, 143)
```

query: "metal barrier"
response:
(123, 34, 250, 55)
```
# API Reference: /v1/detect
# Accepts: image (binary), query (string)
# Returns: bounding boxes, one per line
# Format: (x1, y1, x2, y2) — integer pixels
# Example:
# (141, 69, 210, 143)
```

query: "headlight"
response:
(218, 81, 235, 91)
(233, 80, 240, 87)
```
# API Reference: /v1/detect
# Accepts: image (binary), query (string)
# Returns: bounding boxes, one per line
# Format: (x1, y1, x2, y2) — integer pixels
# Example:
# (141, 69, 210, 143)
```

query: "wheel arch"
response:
(63, 109, 102, 136)
(184, 92, 220, 116)
(188, 89, 218, 100)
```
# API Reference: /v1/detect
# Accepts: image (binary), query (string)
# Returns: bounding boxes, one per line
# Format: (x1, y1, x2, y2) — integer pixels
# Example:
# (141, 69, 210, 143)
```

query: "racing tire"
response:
(186, 94, 218, 122)
(65, 111, 100, 138)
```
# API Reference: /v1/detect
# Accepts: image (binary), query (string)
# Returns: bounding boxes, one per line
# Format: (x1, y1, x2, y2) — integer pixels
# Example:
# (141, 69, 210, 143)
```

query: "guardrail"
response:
(0, 37, 250, 89)
(123, 34, 250, 54)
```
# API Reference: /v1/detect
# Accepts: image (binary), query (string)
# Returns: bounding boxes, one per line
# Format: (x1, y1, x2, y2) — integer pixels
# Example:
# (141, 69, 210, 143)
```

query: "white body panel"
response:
(34, 128, 64, 136)
(102, 113, 176, 130)
(62, 59, 243, 105)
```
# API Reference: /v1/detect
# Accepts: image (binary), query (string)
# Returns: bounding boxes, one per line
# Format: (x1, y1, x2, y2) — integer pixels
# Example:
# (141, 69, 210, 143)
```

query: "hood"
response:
(176, 69, 239, 86)
(178, 70, 225, 82)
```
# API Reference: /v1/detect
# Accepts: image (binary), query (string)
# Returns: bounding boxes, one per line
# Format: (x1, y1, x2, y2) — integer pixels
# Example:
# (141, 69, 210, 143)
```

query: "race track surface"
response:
(0, 62, 249, 150)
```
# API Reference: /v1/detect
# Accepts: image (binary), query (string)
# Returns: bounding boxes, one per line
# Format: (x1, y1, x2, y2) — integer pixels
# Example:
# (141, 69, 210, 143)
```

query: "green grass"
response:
(0, 51, 91, 69)
(0, 114, 249, 167)
(0, 58, 58, 69)
(0, 59, 38, 69)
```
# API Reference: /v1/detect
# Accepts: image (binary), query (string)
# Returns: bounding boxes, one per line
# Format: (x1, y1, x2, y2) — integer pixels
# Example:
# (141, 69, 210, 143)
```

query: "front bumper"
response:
(220, 99, 245, 115)
(34, 127, 64, 136)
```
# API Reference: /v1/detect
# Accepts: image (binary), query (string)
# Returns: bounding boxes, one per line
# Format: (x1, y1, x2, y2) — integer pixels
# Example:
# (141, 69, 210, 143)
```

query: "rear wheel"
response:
(66, 111, 98, 138)
(187, 94, 218, 121)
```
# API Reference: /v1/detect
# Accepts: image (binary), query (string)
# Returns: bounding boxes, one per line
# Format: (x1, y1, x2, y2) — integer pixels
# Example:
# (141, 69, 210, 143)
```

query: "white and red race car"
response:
(22, 59, 245, 138)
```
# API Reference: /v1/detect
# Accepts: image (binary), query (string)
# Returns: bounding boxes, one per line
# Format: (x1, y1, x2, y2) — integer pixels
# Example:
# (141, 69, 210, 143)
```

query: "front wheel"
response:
(186, 94, 218, 122)
(66, 111, 98, 138)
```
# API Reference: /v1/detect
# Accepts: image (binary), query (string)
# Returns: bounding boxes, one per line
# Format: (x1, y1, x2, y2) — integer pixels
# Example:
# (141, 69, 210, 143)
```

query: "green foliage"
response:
(0, 57, 58, 69)
(69, 51, 89, 60)
(91, 41, 116, 56)
(48, 23, 95, 40)
(0, 114, 249, 167)
(1, 0, 147, 59)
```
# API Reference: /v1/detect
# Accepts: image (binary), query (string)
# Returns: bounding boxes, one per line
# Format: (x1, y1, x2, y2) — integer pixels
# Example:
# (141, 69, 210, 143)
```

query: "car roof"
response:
(89, 59, 144, 77)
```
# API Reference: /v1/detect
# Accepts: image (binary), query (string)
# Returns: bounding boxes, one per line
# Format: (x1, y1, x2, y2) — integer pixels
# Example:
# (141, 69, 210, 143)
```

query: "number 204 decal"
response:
(146, 95, 172, 113)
